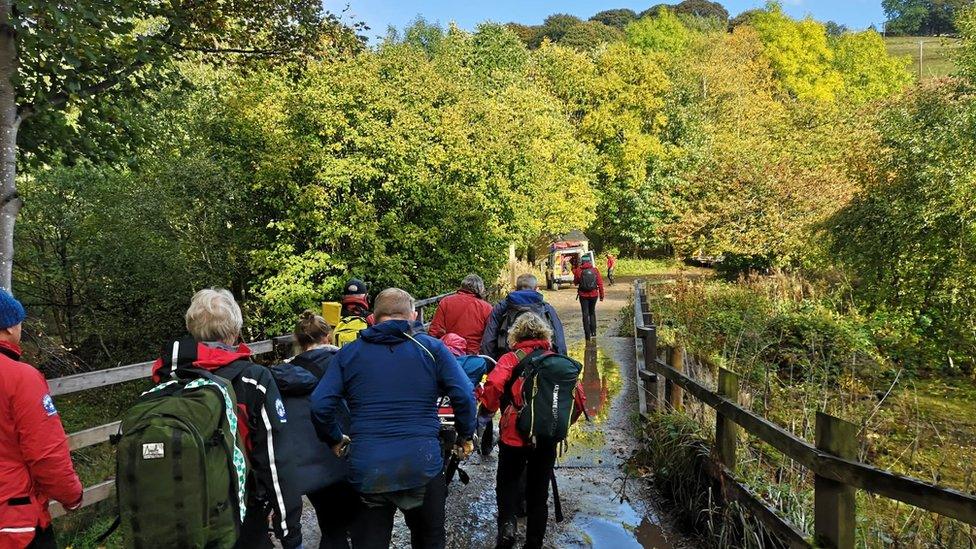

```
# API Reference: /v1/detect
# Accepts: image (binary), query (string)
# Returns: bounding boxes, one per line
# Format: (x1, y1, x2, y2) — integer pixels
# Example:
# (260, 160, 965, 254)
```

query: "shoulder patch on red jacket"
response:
(41, 394, 58, 416)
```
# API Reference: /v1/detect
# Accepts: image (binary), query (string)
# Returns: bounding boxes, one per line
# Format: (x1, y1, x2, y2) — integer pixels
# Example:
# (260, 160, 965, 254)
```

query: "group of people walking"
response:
(0, 255, 613, 549)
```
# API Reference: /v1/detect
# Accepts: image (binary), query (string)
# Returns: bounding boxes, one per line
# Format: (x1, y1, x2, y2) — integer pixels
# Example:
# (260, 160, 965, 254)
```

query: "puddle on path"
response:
(558, 340, 625, 467)
(567, 498, 675, 549)
(555, 340, 677, 549)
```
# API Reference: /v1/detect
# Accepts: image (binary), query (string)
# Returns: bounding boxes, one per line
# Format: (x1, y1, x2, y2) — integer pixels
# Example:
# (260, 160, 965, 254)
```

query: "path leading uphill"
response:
(299, 276, 690, 548)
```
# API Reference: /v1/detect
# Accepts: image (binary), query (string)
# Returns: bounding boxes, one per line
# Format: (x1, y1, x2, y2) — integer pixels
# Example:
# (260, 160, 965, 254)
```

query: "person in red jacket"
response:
(573, 258, 605, 340)
(480, 313, 585, 549)
(0, 289, 83, 549)
(428, 274, 492, 355)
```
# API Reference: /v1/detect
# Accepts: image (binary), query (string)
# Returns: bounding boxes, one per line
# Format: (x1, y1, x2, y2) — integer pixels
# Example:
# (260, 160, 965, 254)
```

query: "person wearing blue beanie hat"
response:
(0, 287, 26, 331)
(0, 289, 84, 547)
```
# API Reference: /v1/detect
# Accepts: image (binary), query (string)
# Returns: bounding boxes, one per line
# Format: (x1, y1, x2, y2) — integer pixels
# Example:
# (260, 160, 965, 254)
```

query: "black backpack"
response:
(503, 349, 583, 444)
(579, 268, 598, 292)
(496, 302, 553, 355)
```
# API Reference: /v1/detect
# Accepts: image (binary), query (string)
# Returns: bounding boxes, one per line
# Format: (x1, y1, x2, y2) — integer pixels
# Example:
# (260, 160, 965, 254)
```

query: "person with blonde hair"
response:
(480, 313, 585, 549)
(151, 288, 303, 549)
(270, 311, 356, 548)
(311, 288, 476, 548)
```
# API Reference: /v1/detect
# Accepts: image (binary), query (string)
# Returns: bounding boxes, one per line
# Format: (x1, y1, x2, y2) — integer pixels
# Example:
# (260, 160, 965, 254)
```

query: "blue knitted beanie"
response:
(0, 289, 26, 330)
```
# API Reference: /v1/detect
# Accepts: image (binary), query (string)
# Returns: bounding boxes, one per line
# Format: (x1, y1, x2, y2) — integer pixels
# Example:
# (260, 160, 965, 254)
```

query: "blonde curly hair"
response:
(507, 312, 553, 349)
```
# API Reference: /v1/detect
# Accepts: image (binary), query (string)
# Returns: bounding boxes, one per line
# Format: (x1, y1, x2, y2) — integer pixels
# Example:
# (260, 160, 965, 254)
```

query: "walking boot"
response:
(496, 520, 517, 549)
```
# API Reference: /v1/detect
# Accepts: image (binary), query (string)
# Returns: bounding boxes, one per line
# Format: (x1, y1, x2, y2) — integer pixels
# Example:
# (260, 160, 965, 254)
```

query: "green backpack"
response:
(505, 349, 584, 444)
(112, 372, 247, 549)
(334, 315, 369, 348)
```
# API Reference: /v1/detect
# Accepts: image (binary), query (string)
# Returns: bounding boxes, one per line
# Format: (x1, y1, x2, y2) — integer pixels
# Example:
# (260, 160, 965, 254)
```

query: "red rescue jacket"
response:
(480, 339, 585, 448)
(0, 342, 82, 548)
(428, 289, 493, 355)
(573, 261, 605, 300)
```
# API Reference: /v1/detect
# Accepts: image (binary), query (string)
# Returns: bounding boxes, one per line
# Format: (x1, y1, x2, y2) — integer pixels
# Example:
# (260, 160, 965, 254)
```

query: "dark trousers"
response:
(579, 297, 598, 339)
(27, 526, 56, 549)
(235, 503, 274, 549)
(496, 442, 558, 549)
(350, 473, 447, 549)
(307, 481, 359, 549)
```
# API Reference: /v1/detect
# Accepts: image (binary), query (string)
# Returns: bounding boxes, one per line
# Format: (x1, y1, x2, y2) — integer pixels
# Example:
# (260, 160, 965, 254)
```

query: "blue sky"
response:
(331, 1, 887, 42)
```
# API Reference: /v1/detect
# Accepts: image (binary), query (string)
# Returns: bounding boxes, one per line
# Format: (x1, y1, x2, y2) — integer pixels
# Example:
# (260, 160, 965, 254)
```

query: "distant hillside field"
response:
(885, 36, 962, 79)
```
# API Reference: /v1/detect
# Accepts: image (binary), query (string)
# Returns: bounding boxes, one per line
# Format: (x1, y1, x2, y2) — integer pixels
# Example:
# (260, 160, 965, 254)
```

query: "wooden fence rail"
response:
(631, 280, 976, 548)
(50, 292, 451, 518)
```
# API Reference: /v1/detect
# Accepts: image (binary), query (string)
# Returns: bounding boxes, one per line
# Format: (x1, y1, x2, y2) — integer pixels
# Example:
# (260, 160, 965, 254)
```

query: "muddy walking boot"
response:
(496, 519, 517, 549)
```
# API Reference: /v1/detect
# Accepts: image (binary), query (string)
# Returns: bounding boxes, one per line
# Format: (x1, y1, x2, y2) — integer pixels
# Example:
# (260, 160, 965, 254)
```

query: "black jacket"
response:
(152, 339, 303, 549)
(270, 347, 349, 495)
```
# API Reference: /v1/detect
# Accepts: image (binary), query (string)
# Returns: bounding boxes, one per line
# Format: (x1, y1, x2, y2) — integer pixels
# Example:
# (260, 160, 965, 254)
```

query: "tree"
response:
(673, 0, 730, 21)
(883, 0, 973, 35)
(828, 82, 976, 370)
(730, 9, 763, 29)
(559, 22, 624, 51)
(956, 4, 976, 81)
(626, 9, 694, 53)
(468, 23, 531, 86)
(535, 14, 584, 46)
(640, 5, 671, 19)
(399, 17, 447, 55)
(590, 9, 639, 30)
(506, 23, 541, 47)
(825, 21, 850, 36)
(883, 0, 932, 34)
(749, 4, 844, 103)
(832, 31, 912, 103)
(532, 42, 674, 252)
(0, 0, 335, 290)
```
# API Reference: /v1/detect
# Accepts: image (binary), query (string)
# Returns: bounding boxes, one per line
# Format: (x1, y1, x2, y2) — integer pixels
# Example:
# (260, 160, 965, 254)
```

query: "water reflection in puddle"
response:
(569, 498, 675, 549)
(559, 341, 676, 549)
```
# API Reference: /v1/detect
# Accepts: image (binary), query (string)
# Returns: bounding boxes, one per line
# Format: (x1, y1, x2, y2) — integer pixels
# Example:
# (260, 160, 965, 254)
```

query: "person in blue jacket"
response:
(310, 288, 476, 549)
(481, 273, 567, 359)
(270, 311, 355, 549)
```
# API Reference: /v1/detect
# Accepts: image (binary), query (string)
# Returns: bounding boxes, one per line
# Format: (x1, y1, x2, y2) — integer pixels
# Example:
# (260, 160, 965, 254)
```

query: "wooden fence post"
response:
(641, 326, 659, 412)
(640, 290, 652, 326)
(815, 412, 857, 549)
(716, 368, 740, 470)
(665, 346, 684, 412)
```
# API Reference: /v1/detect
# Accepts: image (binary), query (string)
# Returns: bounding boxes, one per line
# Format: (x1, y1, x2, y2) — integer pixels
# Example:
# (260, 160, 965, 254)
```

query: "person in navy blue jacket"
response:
(481, 273, 567, 359)
(310, 288, 476, 549)
(270, 311, 355, 549)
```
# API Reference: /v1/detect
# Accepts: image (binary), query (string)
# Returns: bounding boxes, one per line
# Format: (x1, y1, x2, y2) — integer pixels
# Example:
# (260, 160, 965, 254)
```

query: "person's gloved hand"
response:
(332, 435, 351, 458)
(454, 438, 474, 460)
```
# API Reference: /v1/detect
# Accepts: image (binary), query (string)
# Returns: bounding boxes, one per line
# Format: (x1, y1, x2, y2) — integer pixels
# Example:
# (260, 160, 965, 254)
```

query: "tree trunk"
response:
(0, 0, 20, 291)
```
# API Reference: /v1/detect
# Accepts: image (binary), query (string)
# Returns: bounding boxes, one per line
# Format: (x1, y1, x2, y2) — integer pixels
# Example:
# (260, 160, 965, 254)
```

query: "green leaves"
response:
(828, 82, 976, 370)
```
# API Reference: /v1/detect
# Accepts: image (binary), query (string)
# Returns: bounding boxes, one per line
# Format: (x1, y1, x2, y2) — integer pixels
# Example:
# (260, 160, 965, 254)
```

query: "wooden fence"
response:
(50, 292, 450, 518)
(631, 280, 976, 549)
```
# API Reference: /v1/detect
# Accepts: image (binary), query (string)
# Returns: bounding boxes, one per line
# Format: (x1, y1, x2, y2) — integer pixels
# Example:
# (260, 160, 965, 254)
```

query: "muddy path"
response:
(298, 276, 691, 548)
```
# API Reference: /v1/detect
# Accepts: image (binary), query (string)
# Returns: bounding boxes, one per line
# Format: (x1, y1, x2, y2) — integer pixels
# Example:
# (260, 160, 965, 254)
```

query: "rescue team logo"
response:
(42, 394, 58, 416)
(142, 443, 165, 459)
(275, 398, 287, 423)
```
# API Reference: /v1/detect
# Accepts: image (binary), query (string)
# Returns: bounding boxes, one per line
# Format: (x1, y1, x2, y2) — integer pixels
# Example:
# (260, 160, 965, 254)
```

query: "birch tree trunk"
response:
(0, 0, 20, 291)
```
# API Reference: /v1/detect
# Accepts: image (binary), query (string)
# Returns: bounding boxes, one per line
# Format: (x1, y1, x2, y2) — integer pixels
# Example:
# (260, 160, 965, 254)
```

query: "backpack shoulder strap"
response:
(501, 348, 547, 409)
(403, 332, 436, 361)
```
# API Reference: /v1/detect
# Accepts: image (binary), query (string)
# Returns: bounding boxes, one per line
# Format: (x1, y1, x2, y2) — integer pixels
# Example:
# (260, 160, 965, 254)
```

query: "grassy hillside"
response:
(885, 36, 962, 79)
